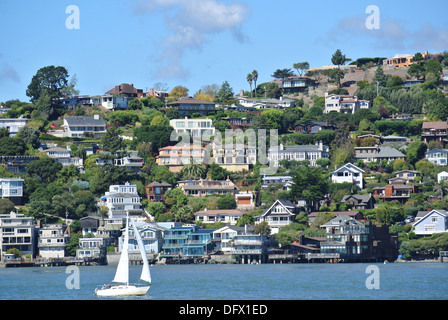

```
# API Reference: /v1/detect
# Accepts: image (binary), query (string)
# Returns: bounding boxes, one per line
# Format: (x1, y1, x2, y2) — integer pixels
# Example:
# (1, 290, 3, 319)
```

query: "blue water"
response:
(0, 263, 447, 300)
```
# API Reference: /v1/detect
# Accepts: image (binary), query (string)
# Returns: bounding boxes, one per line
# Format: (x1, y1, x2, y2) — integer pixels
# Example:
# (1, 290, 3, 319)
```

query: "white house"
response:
(170, 118, 215, 139)
(62, 115, 107, 138)
(100, 182, 144, 219)
(425, 148, 448, 166)
(43, 147, 83, 168)
(262, 175, 293, 190)
(0, 118, 29, 136)
(438, 171, 448, 184)
(331, 163, 365, 189)
(38, 224, 70, 259)
(268, 142, 329, 167)
(211, 142, 257, 172)
(324, 93, 370, 114)
(255, 199, 298, 234)
(0, 211, 35, 259)
(194, 209, 245, 225)
(413, 209, 448, 236)
(0, 177, 24, 205)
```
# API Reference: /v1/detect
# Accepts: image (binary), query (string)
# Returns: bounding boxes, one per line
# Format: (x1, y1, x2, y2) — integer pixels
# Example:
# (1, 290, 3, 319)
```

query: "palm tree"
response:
(252, 70, 258, 96)
(180, 160, 206, 180)
(247, 73, 253, 98)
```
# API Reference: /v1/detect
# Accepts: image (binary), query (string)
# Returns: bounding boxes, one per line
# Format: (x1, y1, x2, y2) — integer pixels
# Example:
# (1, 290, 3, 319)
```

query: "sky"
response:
(0, 0, 447, 103)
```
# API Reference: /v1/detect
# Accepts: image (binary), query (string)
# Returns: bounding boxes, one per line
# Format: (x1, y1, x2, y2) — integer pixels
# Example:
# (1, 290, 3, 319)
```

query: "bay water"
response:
(0, 262, 447, 300)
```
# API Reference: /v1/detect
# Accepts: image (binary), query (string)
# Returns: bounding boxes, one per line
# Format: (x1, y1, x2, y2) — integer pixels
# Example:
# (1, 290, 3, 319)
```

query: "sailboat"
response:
(95, 213, 151, 296)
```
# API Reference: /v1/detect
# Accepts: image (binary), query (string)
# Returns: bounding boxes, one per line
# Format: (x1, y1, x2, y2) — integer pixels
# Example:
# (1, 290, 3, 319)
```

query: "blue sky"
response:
(1, 0, 447, 103)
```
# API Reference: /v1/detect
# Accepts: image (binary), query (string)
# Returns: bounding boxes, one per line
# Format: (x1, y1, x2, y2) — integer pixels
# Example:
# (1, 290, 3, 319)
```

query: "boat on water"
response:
(95, 213, 151, 297)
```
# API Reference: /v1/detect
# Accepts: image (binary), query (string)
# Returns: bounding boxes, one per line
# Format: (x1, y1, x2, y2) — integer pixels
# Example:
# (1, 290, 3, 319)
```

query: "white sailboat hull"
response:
(96, 284, 150, 297)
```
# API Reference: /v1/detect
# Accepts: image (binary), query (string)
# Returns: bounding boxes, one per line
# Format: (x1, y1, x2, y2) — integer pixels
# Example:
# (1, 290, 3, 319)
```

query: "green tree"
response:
(0, 136, 26, 155)
(26, 65, 70, 103)
(214, 81, 234, 105)
(180, 161, 207, 180)
(254, 221, 271, 235)
(331, 49, 351, 68)
(18, 126, 40, 149)
(373, 65, 388, 87)
(26, 157, 63, 183)
(217, 193, 237, 210)
(252, 70, 259, 96)
(406, 141, 427, 167)
(271, 68, 294, 80)
(0, 199, 15, 214)
(290, 166, 328, 210)
(293, 62, 310, 76)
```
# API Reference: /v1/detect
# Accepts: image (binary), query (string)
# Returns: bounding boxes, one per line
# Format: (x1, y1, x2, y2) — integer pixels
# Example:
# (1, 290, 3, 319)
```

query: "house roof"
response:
(105, 83, 140, 95)
(422, 121, 447, 129)
(331, 162, 365, 174)
(64, 116, 106, 126)
(426, 148, 448, 155)
(259, 199, 296, 217)
(413, 209, 448, 227)
(355, 146, 405, 159)
(341, 194, 372, 204)
(320, 215, 363, 228)
(147, 181, 172, 187)
(194, 209, 245, 216)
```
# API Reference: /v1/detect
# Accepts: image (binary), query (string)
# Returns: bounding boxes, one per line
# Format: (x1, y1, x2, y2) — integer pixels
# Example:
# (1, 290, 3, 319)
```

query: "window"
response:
(431, 215, 438, 223)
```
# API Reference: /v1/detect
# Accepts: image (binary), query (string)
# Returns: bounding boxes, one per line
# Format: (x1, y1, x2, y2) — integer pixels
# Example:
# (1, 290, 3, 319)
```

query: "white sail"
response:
(131, 220, 152, 283)
(112, 215, 129, 284)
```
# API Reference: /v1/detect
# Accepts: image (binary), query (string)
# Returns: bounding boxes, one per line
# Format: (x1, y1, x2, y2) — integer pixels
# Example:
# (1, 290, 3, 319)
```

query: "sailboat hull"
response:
(95, 284, 150, 297)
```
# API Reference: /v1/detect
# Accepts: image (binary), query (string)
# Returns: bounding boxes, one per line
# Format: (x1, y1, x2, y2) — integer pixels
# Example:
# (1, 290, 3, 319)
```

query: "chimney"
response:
(94, 114, 99, 120)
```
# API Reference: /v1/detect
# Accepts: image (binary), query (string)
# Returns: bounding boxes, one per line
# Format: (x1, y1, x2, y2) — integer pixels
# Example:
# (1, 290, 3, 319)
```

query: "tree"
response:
(26, 66, 70, 103)
(0, 199, 15, 214)
(217, 193, 237, 209)
(406, 141, 427, 167)
(247, 73, 253, 97)
(293, 62, 310, 76)
(328, 68, 345, 88)
(168, 85, 189, 102)
(101, 125, 124, 155)
(290, 166, 327, 210)
(271, 69, 294, 80)
(408, 63, 424, 80)
(18, 126, 40, 149)
(214, 81, 234, 105)
(252, 70, 259, 96)
(373, 65, 388, 87)
(254, 221, 271, 235)
(180, 161, 206, 180)
(127, 98, 143, 110)
(0, 136, 26, 155)
(331, 49, 351, 68)
(26, 157, 63, 183)
(424, 59, 443, 83)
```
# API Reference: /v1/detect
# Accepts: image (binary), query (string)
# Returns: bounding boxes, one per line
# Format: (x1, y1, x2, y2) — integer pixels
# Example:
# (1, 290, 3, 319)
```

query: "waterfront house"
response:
(117, 221, 165, 254)
(194, 208, 245, 225)
(0, 118, 29, 136)
(316, 216, 398, 262)
(62, 115, 107, 138)
(0, 211, 35, 260)
(80, 216, 100, 236)
(331, 163, 365, 189)
(156, 145, 205, 173)
(230, 226, 271, 264)
(167, 97, 216, 116)
(145, 181, 172, 203)
(99, 182, 144, 219)
(324, 93, 370, 114)
(178, 178, 239, 197)
(425, 148, 448, 166)
(255, 199, 299, 234)
(160, 224, 214, 259)
(268, 142, 329, 167)
(341, 194, 374, 210)
(169, 117, 215, 139)
(353, 145, 405, 163)
(413, 209, 448, 236)
(212, 225, 244, 254)
(77, 237, 104, 259)
(0, 177, 24, 205)
(421, 122, 447, 146)
(38, 224, 70, 259)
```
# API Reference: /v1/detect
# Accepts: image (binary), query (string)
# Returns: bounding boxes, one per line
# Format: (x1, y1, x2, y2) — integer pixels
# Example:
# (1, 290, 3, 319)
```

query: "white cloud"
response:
(323, 14, 448, 53)
(133, 0, 250, 80)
